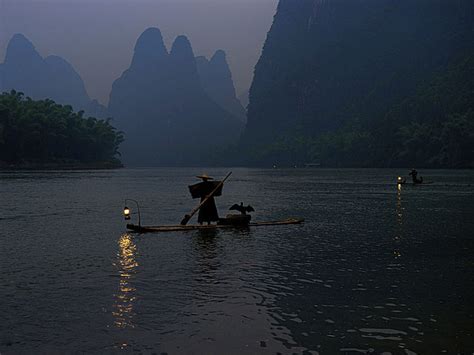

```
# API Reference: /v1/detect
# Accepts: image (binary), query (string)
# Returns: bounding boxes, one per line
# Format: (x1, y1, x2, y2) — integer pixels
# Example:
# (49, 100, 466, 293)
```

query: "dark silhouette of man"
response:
(409, 169, 423, 184)
(188, 174, 223, 225)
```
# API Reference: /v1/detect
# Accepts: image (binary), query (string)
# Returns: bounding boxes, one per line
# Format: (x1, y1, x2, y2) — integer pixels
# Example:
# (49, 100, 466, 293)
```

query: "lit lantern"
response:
(397, 176, 403, 183)
(123, 206, 131, 220)
(123, 199, 141, 226)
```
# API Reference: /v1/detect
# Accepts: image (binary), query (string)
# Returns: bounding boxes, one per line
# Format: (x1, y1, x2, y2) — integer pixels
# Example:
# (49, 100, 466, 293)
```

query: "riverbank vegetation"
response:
(239, 53, 474, 168)
(0, 91, 123, 169)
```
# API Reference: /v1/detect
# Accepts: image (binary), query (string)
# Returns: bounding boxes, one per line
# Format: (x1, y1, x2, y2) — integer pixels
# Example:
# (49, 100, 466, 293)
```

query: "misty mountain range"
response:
(196, 51, 246, 122)
(0, 34, 107, 119)
(108, 28, 243, 165)
(0, 29, 245, 166)
(1, 0, 473, 168)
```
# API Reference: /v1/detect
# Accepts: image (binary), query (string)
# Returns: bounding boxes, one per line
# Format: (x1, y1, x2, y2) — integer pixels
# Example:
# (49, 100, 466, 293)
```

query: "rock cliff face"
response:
(196, 50, 246, 121)
(243, 0, 474, 145)
(108, 28, 243, 166)
(0, 34, 106, 117)
(238, 90, 249, 110)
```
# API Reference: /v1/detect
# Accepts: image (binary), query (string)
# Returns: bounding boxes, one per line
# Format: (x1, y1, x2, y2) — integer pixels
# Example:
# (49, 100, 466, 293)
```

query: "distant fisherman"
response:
(188, 174, 223, 225)
(409, 168, 423, 184)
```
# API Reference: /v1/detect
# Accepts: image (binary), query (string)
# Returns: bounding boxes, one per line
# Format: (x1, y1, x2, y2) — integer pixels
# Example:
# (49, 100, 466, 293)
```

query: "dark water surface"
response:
(1, 168, 473, 354)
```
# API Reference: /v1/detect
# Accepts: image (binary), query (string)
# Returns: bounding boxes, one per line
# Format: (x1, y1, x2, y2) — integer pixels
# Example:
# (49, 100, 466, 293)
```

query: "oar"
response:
(180, 171, 232, 225)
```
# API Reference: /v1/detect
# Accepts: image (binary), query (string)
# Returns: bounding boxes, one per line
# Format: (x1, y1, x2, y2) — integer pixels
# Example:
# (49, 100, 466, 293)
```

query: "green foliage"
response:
(239, 52, 474, 168)
(240, 1, 474, 168)
(0, 90, 124, 167)
(396, 111, 474, 168)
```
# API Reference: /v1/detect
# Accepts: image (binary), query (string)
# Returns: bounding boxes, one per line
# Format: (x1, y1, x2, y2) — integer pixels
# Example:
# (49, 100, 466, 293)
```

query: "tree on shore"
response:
(0, 90, 124, 167)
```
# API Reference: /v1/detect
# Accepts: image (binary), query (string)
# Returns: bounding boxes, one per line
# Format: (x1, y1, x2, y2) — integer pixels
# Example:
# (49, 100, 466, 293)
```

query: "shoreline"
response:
(0, 161, 123, 171)
(1, 163, 472, 171)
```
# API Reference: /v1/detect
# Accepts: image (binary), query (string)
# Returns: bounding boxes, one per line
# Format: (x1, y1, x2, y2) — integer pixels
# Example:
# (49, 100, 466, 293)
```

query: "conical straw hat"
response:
(196, 173, 213, 180)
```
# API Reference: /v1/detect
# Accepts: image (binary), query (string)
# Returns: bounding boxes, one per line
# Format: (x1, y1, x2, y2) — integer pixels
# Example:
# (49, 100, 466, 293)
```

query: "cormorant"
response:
(229, 202, 255, 215)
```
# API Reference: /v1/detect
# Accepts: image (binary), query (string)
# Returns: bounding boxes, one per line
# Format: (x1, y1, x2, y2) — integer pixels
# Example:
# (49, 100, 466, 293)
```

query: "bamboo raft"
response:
(127, 218, 304, 233)
(397, 181, 434, 186)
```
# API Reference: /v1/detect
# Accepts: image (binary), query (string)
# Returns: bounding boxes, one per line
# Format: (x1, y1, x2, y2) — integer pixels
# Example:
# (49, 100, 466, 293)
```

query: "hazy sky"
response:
(0, 0, 277, 104)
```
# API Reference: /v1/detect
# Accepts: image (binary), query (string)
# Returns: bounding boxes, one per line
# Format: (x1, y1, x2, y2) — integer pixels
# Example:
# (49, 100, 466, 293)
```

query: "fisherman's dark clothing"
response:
(188, 181, 223, 224)
(409, 169, 422, 184)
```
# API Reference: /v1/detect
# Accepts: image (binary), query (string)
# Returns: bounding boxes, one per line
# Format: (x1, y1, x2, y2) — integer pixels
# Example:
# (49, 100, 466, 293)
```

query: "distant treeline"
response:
(0, 91, 123, 168)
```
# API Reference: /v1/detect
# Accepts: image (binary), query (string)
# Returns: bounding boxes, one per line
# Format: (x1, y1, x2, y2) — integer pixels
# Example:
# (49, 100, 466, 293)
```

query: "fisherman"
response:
(409, 168, 423, 184)
(188, 174, 223, 225)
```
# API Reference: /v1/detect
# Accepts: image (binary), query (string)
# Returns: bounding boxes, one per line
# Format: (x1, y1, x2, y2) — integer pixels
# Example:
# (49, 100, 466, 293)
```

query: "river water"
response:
(0, 168, 473, 354)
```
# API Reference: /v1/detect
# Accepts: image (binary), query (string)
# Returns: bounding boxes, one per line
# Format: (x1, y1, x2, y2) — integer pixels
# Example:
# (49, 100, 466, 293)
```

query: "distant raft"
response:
(127, 218, 304, 233)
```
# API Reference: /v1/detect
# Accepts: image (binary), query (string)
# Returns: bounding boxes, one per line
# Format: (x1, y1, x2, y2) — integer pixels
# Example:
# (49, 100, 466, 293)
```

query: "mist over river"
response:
(1, 168, 473, 354)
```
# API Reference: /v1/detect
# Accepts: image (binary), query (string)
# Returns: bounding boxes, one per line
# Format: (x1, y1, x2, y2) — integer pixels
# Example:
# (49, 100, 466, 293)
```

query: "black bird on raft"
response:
(230, 202, 255, 215)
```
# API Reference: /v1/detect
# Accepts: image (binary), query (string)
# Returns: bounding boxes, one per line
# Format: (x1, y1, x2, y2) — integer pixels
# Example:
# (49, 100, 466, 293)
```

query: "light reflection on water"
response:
(0, 168, 473, 353)
(112, 234, 138, 329)
(394, 184, 403, 259)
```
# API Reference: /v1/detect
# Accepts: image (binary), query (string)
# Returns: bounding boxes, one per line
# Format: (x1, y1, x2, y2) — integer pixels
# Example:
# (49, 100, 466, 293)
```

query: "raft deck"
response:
(127, 218, 304, 233)
(397, 181, 434, 186)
